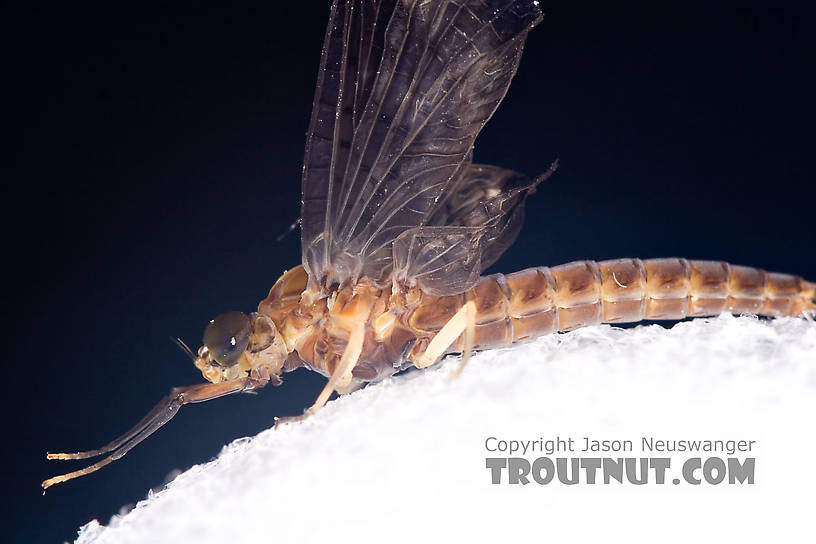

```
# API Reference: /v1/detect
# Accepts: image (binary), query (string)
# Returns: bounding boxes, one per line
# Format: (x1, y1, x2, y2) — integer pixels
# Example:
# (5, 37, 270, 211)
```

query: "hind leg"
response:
(413, 301, 476, 376)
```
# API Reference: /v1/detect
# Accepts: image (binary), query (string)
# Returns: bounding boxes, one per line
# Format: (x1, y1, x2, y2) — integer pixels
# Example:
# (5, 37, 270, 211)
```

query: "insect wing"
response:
(301, 0, 395, 287)
(392, 162, 552, 296)
(300, 0, 543, 290)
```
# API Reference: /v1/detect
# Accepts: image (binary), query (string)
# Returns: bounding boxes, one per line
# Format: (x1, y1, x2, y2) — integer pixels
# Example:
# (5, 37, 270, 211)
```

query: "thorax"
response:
(257, 266, 421, 384)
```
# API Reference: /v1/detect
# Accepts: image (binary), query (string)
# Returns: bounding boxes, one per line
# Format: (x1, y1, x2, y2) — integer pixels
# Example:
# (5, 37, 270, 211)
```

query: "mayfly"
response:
(44, 0, 815, 489)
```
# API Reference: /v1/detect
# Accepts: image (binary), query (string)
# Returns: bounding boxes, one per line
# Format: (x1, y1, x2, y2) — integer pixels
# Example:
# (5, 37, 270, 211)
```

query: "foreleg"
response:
(275, 320, 366, 426)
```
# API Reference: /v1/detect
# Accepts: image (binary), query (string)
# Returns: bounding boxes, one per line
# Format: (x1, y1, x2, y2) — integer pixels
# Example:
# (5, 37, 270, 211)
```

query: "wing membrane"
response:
(301, 0, 543, 291)
(392, 161, 555, 295)
(301, 1, 396, 285)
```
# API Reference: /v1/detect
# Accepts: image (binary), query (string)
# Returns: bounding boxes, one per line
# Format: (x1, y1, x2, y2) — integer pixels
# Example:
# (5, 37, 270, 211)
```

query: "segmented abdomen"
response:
(408, 258, 816, 351)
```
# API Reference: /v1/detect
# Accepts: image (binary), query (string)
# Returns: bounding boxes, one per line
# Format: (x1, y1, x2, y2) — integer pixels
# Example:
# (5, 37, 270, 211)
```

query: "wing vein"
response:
(339, 1, 519, 245)
(334, 1, 421, 241)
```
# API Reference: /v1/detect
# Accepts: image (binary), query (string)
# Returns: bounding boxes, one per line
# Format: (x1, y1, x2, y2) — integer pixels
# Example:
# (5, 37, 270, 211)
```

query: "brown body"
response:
(42, 255, 815, 490)
(260, 258, 816, 387)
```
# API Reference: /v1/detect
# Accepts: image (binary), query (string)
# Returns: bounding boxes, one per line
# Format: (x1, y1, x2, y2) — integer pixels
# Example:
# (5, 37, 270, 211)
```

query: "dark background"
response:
(6, 1, 814, 542)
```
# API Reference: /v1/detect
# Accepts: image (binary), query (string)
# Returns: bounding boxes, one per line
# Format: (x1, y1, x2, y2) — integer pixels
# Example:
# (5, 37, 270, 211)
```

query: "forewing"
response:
(300, 0, 543, 289)
(301, 0, 396, 287)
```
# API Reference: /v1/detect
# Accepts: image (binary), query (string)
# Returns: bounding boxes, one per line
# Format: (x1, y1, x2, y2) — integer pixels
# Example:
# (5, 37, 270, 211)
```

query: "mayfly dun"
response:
(43, 0, 816, 489)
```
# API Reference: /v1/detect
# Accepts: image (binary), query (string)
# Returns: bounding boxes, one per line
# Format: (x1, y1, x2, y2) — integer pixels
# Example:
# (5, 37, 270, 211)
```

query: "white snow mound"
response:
(77, 314, 816, 544)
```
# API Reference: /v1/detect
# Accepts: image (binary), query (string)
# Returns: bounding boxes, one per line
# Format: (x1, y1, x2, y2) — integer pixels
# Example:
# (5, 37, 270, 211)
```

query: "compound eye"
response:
(203, 311, 251, 367)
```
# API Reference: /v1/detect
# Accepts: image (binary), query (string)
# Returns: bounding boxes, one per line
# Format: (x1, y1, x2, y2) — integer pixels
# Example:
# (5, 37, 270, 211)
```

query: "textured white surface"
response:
(76, 314, 816, 544)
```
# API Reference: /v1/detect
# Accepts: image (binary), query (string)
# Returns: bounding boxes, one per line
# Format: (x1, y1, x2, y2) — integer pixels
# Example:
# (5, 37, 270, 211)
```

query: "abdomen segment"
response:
(409, 258, 816, 351)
